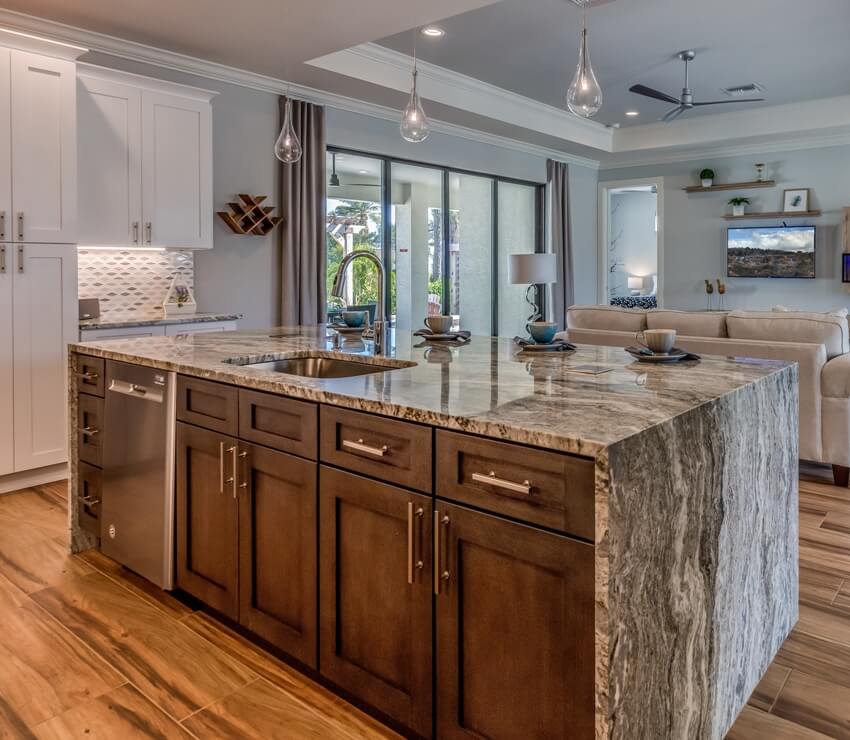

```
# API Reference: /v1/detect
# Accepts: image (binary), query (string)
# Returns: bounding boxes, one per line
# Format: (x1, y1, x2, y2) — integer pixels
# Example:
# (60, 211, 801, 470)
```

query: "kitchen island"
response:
(68, 326, 798, 740)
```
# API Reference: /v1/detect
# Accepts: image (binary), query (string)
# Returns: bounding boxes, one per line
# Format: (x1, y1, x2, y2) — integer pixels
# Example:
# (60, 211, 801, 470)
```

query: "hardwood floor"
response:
(0, 475, 848, 738)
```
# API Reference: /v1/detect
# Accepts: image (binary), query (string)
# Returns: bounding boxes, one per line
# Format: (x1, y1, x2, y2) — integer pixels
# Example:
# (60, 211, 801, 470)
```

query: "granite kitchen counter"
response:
(79, 310, 242, 331)
(69, 326, 799, 739)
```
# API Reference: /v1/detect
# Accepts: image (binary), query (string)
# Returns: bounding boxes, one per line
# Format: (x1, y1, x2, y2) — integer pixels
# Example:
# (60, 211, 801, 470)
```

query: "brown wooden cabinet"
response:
(239, 442, 317, 667)
(319, 466, 433, 737)
(434, 501, 595, 740)
(175, 422, 240, 619)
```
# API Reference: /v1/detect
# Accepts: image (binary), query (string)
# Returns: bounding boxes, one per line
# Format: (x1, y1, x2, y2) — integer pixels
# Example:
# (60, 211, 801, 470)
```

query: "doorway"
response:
(598, 177, 664, 307)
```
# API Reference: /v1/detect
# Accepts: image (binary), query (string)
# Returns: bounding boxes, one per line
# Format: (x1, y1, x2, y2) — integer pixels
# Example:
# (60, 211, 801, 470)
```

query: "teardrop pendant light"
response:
(274, 96, 303, 164)
(400, 33, 430, 143)
(566, 1, 603, 118)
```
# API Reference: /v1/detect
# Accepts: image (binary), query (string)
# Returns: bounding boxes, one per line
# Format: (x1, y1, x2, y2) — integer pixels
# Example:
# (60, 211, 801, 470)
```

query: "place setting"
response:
(625, 329, 701, 364)
(514, 321, 576, 353)
(414, 315, 471, 345)
(329, 309, 371, 336)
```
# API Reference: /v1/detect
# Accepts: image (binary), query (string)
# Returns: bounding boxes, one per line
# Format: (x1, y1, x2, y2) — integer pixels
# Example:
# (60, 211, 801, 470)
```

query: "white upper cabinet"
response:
(0, 48, 10, 243)
(77, 75, 142, 247)
(9, 50, 77, 244)
(78, 67, 215, 249)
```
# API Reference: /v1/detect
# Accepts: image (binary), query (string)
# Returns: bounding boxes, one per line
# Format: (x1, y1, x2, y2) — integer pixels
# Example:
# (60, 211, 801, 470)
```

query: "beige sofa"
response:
(559, 305, 850, 485)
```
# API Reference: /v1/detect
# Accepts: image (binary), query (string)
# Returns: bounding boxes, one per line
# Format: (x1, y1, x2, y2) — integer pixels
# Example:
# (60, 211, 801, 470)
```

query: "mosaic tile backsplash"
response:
(77, 249, 194, 314)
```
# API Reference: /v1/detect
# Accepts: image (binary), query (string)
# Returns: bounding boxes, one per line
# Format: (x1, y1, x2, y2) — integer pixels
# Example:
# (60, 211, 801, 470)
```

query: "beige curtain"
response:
(280, 97, 326, 325)
(547, 159, 573, 329)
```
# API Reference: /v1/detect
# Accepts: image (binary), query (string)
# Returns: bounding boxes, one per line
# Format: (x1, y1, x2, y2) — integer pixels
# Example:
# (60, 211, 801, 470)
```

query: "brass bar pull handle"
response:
(407, 503, 424, 584)
(145, 222, 152, 245)
(231, 445, 238, 499)
(132, 221, 139, 244)
(0, 245, 5, 274)
(0, 211, 5, 240)
(16, 245, 23, 273)
(16, 212, 23, 240)
(342, 438, 388, 457)
(81, 495, 101, 506)
(78, 371, 100, 382)
(78, 426, 100, 436)
(471, 471, 531, 495)
(219, 441, 226, 494)
(433, 510, 440, 595)
(238, 450, 248, 492)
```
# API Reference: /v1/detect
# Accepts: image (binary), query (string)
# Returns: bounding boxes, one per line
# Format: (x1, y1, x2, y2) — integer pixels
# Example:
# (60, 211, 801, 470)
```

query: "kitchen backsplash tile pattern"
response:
(77, 249, 194, 314)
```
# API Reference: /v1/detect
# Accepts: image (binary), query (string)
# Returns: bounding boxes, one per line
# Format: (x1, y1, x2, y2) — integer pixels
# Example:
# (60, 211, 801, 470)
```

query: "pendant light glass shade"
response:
(400, 68, 430, 143)
(567, 24, 603, 118)
(274, 97, 302, 164)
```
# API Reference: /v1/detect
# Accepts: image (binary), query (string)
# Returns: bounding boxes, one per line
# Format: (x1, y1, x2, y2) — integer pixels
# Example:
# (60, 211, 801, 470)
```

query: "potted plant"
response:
(728, 197, 750, 217)
(700, 168, 715, 187)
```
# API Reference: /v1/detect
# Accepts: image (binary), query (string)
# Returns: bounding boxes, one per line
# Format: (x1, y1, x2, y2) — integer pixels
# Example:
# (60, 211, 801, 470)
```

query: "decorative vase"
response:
(701, 178, 713, 188)
(732, 205, 745, 217)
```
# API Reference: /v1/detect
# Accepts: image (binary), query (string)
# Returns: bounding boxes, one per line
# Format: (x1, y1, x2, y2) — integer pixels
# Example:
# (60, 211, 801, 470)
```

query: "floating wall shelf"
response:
(684, 180, 775, 193)
(723, 210, 821, 221)
(217, 194, 283, 236)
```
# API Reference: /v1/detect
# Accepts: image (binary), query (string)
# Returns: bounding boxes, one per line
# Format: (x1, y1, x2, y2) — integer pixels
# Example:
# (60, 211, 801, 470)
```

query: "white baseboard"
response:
(0, 464, 69, 495)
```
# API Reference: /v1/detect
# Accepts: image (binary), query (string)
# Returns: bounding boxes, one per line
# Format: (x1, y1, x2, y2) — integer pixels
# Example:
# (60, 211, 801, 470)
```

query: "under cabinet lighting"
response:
(78, 246, 166, 252)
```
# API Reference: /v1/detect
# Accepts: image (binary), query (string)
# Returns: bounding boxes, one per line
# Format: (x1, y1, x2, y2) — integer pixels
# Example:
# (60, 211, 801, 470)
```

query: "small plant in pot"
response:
(700, 168, 715, 187)
(728, 197, 750, 217)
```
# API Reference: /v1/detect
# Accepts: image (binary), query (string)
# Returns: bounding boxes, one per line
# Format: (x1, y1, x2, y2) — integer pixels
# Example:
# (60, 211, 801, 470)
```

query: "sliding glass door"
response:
(325, 148, 544, 336)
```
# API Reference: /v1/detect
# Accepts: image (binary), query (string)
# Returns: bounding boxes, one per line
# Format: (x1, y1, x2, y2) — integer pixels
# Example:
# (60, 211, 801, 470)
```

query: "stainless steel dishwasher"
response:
(102, 360, 176, 589)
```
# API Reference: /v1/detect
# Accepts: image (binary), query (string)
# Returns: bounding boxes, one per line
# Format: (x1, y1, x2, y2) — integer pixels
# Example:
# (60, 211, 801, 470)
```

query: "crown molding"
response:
(307, 42, 614, 152)
(0, 25, 86, 59)
(78, 63, 219, 101)
(0, 8, 600, 169)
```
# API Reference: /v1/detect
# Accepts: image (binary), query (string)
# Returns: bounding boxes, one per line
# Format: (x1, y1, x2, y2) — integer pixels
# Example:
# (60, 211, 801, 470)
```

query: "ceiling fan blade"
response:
(693, 98, 766, 106)
(661, 106, 687, 122)
(629, 84, 681, 105)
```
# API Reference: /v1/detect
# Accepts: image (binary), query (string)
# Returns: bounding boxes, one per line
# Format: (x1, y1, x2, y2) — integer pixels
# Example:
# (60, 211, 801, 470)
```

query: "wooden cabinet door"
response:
(239, 443, 317, 667)
(12, 244, 76, 471)
(10, 51, 76, 244)
(435, 502, 595, 740)
(175, 422, 239, 619)
(319, 466, 433, 737)
(77, 74, 142, 247)
(141, 90, 212, 249)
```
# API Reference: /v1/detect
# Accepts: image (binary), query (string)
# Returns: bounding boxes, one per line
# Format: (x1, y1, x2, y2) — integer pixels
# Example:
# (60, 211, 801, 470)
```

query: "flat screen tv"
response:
(727, 225, 815, 279)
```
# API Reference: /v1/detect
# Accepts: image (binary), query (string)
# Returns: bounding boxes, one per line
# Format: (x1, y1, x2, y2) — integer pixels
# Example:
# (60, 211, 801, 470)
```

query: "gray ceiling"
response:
(379, 0, 850, 127)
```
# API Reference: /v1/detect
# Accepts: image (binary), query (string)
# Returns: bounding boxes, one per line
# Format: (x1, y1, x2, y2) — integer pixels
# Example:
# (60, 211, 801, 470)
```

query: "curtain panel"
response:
(279, 97, 326, 325)
(546, 159, 574, 329)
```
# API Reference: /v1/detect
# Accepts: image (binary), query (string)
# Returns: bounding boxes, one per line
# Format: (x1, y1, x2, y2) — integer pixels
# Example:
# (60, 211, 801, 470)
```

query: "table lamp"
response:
(508, 253, 557, 323)
(628, 276, 643, 295)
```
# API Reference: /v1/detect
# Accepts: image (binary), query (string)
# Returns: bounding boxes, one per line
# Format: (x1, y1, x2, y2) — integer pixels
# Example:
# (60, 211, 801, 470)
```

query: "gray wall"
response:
(84, 53, 598, 330)
(601, 145, 850, 311)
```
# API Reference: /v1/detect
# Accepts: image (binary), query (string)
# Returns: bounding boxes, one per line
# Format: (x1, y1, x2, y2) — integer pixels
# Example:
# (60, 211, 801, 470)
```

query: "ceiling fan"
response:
(328, 152, 379, 187)
(629, 50, 765, 122)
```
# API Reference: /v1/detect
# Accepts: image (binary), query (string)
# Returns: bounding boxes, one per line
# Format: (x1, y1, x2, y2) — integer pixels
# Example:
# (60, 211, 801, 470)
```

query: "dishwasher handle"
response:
(108, 379, 164, 404)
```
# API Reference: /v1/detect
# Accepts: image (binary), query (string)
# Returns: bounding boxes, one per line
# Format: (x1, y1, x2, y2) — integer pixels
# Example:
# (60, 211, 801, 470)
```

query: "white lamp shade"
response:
(508, 253, 557, 285)
(627, 276, 644, 290)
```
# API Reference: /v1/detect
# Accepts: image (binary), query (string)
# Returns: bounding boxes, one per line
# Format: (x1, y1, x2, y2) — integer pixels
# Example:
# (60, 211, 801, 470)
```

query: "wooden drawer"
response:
(177, 375, 238, 436)
(239, 389, 317, 460)
(76, 355, 105, 397)
(78, 462, 102, 537)
(436, 431, 594, 539)
(320, 406, 432, 493)
(77, 394, 105, 468)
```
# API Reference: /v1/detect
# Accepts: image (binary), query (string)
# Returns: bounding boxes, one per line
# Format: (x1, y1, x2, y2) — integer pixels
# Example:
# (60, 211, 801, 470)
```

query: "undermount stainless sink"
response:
(226, 353, 415, 379)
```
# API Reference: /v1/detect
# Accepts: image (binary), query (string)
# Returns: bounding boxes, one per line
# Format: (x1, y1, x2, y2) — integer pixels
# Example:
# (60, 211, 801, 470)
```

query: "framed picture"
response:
(783, 188, 809, 213)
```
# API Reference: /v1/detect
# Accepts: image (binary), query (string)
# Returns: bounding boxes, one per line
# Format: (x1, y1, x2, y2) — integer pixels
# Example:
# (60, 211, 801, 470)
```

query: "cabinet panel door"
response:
(0, 48, 10, 236)
(175, 422, 239, 619)
(435, 502, 595, 740)
(12, 244, 76, 471)
(239, 444, 317, 667)
(320, 466, 433, 737)
(77, 75, 142, 246)
(141, 91, 212, 249)
(10, 51, 76, 244)
(0, 246, 11, 476)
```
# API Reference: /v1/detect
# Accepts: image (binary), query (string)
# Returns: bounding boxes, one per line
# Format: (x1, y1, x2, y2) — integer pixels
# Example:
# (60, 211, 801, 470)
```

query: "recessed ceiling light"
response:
(358, 169, 368, 174)
(421, 26, 445, 38)
(625, 110, 640, 117)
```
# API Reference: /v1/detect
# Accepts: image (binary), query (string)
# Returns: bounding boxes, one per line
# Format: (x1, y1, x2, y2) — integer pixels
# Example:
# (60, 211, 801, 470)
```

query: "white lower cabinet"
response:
(164, 321, 237, 336)
(0, 246, 13, 476)
(9, 244, 77, 472)
(80, 320, 237, 342)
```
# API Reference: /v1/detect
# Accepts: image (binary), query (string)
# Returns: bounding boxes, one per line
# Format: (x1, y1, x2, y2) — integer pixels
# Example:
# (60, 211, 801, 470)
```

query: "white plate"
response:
(333, 325, 366, 335)
(519, 341, 572, 352)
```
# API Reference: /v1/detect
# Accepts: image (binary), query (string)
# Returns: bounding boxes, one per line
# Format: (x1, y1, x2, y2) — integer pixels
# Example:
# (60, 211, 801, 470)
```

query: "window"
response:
(325, 148, 544, 336)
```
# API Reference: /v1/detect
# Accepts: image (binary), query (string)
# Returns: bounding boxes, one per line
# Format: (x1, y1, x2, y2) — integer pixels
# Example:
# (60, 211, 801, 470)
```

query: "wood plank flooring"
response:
(0, 475, 848, 738)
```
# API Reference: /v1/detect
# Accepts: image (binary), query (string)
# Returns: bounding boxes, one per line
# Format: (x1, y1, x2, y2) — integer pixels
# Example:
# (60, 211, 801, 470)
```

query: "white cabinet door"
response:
(77, 75, 142, 247)
(10, 51, 76, 244)
(79, 325, 166, 341)
(141, 91, 212, 249)
(12, 244, 77, 471)
(0, 246, 12, 476)
(164, 320, 237, 336)
(0, 48, 10, 242)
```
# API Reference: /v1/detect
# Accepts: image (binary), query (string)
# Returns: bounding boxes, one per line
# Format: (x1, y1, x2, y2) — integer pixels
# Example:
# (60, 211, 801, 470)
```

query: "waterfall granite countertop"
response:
(72, 325, 790, 457)
(69, 326, 799, 739)
(79, 310, 242, 331)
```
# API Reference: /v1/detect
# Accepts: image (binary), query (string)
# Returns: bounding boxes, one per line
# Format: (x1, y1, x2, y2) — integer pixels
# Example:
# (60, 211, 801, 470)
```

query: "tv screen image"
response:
(727, 226, 815, 279)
